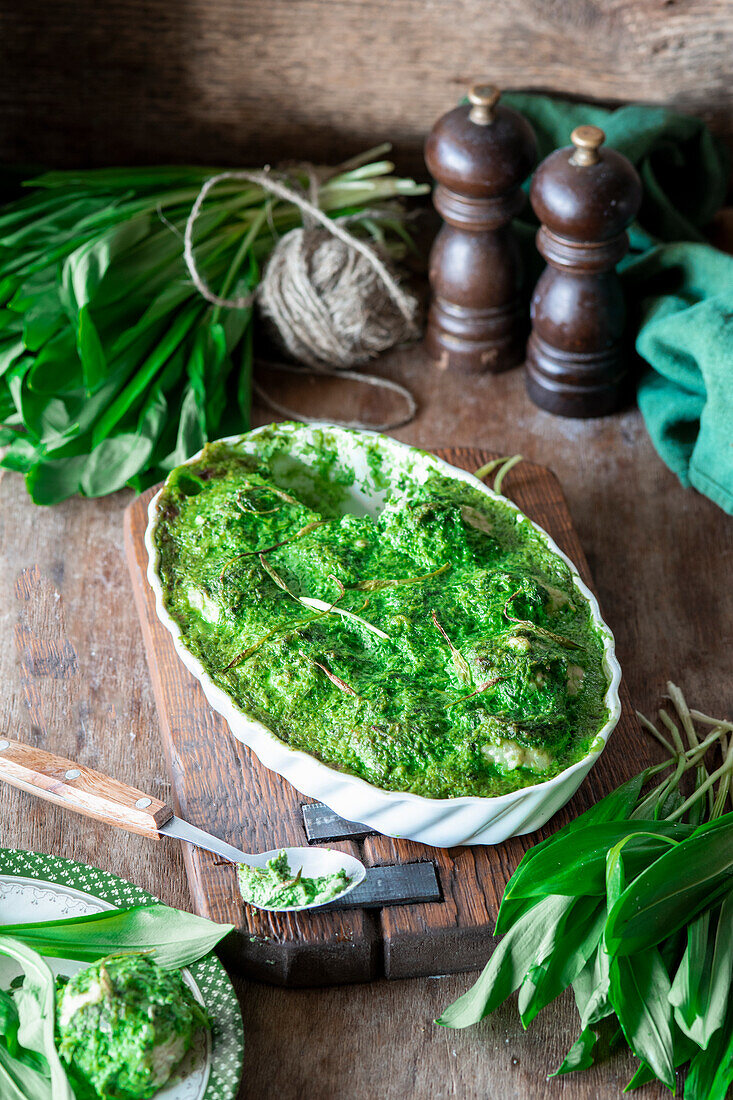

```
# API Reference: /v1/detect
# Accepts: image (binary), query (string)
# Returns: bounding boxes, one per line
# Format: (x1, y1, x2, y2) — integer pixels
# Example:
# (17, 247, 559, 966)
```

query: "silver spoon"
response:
(0, 738, 365, 913)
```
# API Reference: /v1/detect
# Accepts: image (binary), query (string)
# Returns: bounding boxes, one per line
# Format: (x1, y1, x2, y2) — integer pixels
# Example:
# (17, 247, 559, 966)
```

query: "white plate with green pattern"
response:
(0, 848, 244, 1100)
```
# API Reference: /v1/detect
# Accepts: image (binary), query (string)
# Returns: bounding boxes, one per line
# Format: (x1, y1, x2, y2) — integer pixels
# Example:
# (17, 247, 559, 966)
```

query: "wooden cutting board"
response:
(123, 447, 653, 987)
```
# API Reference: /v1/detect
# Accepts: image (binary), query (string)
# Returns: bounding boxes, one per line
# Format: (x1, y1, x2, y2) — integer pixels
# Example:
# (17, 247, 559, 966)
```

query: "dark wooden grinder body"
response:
(525, 125, 642, 417)
(424, 85, 537, 374)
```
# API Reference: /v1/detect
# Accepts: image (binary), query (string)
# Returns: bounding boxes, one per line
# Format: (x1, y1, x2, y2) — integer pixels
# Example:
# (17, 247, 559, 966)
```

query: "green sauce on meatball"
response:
(57, 954, 209, 1099)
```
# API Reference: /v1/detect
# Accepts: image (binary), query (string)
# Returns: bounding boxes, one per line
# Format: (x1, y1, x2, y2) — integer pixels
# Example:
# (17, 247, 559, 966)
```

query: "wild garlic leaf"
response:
(688, 807, 733, 840)
(0, 987, 20, 1053)
(605, 838, 628, 910)
(494, 774, 651, 935)
(62, 217, 151, 316)
(606, 831, 679, 912)
(550, 938, 615, 1078)
(550, 1027, 598, 1077)
(76, 307, 107, 394)
(609, 948, 676, 1091)
(669, 908, 714, 1045)
(502, 821, 692, 901)
(437, 895, 574, 1029)
(0, 936, 73, 1100)
(683, 997, 733, 1100)
(697, 890, 733, 1047)
(26, 456, 88, 506)
(92, 306, 201, 446)
(1, 902, 233, 970)
(624, 1028, 698, 1092)
(671, 890, 733, 1050)
(518, 896, 606, 1027)
(573, 939, 613, 1029)
(493, 896, 540, 937)
(605, 820, 733, 955)
(80, 431, 156, 498)
(0, 1044, 53, 1100)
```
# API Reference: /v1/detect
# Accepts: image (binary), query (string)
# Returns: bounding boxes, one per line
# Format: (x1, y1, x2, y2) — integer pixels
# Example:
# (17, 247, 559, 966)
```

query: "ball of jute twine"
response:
(183, 168, 419, 431)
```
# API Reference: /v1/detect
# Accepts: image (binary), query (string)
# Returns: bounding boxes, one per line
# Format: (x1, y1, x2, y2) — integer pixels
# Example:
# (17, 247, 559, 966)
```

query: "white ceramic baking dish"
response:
(145, 422, 621, 847)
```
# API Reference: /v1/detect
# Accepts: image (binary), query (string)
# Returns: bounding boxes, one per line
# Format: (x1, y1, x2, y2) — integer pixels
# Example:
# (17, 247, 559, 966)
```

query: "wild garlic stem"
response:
(633, 697, 729, 822)
(685, 726, 729, 765)
(666, 682, 699, 742)
(658, 709, 686, 755)
(635, 710, 676, 756)
(493, 455, 523, 496)
(711, 772, 731, 820)
(474, 455, 524, 495)
(666, 737, 733, 822)
(661, 703, 714, 813)
(689, 709, 733, 731)
(474, 457, 510, 481)
(646, 758, 679, 778)
(330, 143, 394, 174)
(632, 757, 686, 819)
(212, 204, 269, 325)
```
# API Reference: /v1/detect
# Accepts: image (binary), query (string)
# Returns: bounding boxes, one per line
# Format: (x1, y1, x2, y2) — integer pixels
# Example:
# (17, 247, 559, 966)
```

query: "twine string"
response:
(183, 167, 420, 431)
(253, 360, 417, 433)
(183, 168, 417, 326)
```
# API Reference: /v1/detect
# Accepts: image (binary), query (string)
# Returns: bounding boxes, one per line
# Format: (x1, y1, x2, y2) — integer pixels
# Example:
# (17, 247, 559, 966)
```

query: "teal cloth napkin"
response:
(501, 94, 733, 513)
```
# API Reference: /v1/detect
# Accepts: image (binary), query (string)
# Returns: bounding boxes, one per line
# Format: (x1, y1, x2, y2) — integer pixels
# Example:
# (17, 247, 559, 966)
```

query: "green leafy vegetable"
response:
(684, 997, 733, 1100)
(437, 895, 576, 1029)
(1, 901, 233, 970)
(0, 936, 73, 1100)
(438, 684, 733, 1095)
(609, 949, 675, 1089)
(605, 816, 733, 955)
(0, 1044, 54, 1100)
(0, 151, 427, 503)
(669, 892, 733, 1051)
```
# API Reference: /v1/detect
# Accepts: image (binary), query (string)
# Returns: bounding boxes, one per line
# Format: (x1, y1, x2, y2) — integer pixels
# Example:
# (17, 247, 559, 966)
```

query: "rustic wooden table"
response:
(1, 351, 730, 1099)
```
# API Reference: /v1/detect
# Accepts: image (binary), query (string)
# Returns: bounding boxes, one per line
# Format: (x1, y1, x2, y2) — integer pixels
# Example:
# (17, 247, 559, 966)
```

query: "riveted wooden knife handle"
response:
(0, 738, 173, 837)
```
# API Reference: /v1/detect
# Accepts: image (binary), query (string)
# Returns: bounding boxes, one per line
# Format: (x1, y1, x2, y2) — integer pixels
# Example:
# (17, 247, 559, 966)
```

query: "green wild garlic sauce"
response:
(238, 851, 352, 909)
(153, 435, 609, 800)
(57, 954, 208, 1099)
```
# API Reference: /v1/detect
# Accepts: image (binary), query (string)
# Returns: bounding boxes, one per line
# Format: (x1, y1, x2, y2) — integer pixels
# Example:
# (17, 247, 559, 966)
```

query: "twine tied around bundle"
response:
(183, 168, 420, 430)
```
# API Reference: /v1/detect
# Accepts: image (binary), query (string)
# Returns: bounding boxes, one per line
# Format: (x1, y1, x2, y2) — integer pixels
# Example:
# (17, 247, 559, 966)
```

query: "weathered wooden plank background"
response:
(2, 0, 732, 172)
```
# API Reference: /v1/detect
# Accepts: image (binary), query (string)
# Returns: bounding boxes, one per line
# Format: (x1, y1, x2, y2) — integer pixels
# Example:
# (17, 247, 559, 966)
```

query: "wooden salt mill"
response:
(424, 84, 537, 374)
(525, 125, 642, 417)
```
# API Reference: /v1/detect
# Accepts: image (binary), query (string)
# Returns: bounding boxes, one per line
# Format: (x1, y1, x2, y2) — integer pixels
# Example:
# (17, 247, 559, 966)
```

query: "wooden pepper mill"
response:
(424, 84, 537, 374)
(525, 125, 642, 417)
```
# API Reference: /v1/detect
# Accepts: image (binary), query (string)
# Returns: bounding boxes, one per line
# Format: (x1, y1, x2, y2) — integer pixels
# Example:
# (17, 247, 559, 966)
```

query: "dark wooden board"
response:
(123, 447, 653, 986)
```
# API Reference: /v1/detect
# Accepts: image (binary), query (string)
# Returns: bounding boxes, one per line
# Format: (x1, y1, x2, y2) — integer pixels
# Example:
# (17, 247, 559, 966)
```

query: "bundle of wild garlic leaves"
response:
(0, 149, 426, 504)
(0, 900, 232, 1098)
(439, 684, 733, 1098)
